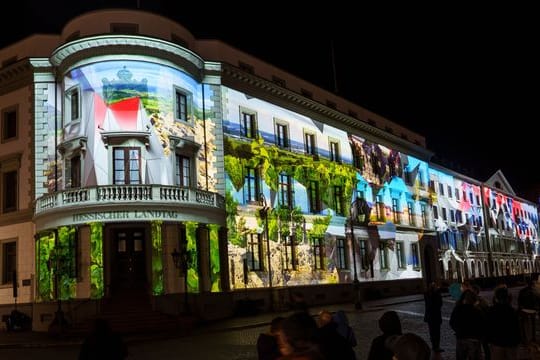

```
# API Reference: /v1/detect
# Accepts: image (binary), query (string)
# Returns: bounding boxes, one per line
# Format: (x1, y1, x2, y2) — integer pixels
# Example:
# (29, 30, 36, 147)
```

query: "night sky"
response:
(3, 1, 539, 201)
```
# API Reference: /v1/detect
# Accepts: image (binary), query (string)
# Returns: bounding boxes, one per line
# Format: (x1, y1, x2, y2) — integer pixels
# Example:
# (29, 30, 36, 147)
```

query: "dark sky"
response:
(4, 1, 539, 201)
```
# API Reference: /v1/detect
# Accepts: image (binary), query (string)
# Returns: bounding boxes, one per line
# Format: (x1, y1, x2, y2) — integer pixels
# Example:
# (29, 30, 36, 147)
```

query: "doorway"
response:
(112, 228, 147, 294)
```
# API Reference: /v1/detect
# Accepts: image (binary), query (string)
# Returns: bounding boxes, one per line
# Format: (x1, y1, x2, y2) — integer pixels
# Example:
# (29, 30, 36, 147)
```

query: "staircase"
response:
(68, 289, 197, 337)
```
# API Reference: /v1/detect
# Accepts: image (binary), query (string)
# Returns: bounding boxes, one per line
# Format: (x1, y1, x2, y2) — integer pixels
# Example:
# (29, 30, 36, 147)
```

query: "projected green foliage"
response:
(57, 226, 77, 300)
(224, 136, 357, 216)
(37, 233, 55, 301)
(185, 222, 199, 293)
(89, 222, 104, 299)
(208, 224, 221, 292)
(151, 221, 164, 295)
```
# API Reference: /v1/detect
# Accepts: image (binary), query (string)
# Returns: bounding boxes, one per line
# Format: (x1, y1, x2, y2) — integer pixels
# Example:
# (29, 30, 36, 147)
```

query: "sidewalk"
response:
(0, 293, 425, 349)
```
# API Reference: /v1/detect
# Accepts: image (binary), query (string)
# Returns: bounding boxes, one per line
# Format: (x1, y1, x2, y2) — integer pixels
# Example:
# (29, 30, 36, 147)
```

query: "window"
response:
(411, 243, 420, 269)
(308, 180, 321, 213)
(359, 240, 368, 270)
(336, 238, 346, 269)
(68, 155, 81, 188)
(329, 140, 340, 162)
(2, 170, 17, 213)
(432, 206, 439, 219)
(175, 155, 191, 187)
(312, 237, 324, 270)
(392, 198, 400, 223)
(379, 243, 388, 269)
(246, 234, 262, 271)
(447, 185, 453, 198)
(278, 172, 293, 208)
(175, 90, 188, 122)
(240, 110, 258, 138)
(275, 122, 289, 149)
(333, 186, 344, 216)
(284, 235, 297, 270)
(450, 209, 455, 223)
(407, 202, 414, 225)
(421, 204, 428, 227)
(396, 241, 405, 269)
(1, 241, 16, 284)
(442, 208, 447, 221)
(469, 192, 474, 203)
(304, 132, 316, 156)
(438, 183, 444, 196)
(1, 106, 17, 141)
(113, 147, 141, 184)
(455, 188, 460, 200)
(65, 87, 80, 124)
(244, 167, 260, 203)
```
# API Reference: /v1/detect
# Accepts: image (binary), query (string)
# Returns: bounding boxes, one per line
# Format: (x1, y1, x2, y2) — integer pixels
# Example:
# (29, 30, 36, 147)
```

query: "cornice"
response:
(0, 61, 34, 95)
(222, 64, 434, 161)
(50, 35, 205, 81)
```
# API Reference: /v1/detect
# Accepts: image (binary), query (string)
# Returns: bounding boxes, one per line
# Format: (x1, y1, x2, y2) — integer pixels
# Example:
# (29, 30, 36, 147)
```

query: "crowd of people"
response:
(255, 278, 539, 360)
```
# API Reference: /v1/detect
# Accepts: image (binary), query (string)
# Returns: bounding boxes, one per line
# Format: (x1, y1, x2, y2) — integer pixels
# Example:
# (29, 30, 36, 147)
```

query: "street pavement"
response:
(1, 286, 539, 359)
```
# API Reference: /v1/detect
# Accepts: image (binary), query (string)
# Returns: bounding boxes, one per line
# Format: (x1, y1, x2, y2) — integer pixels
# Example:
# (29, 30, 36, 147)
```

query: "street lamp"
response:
(347, 209, 363, 310)
(259, 193, 273, 310)
(171, 247, 190, 313)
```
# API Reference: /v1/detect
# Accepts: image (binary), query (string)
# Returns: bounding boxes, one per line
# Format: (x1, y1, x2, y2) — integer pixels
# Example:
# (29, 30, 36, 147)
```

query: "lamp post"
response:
(348, 214, 363, 310)
(259, 194, 273, 310)
(171, 247, 190, 313)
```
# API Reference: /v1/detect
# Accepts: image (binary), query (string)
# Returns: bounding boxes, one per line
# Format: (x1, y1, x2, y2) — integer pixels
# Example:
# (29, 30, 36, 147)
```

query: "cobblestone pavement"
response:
(2, 286, 540, 359)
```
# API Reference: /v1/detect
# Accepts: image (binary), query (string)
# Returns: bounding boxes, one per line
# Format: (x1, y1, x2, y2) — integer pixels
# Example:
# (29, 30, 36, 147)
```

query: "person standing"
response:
(517, 278, 539, 345)
(424, 281, 443, 353)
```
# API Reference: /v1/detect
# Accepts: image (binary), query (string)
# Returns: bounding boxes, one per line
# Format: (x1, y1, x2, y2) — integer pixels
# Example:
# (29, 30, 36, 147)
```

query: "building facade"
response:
(0, 9, 538, 330)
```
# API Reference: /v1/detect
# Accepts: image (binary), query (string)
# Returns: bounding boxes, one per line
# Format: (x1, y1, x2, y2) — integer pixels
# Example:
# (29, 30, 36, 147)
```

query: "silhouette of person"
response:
(257, 316, 285, 360)
(389, 332, 431, 360)
(332, 310, 357, 349)
(367, 310, 402, 360)
(423, 281, 443, 353)
(78, 318, 128, 360)
(315, 310, 355, 360)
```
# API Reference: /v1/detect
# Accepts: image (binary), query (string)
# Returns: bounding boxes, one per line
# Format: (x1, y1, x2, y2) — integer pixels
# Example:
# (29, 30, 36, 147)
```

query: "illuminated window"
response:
(175, 155, 191, 187)
(304, 132, 316, 155)
(175, 90, 188, 122)
(246, 233, 262, 271)
(336, 238, 347, 269)
(67, 155, 81, 188)
(407, 202, 414, 225)
(308, 180, 321, 213)
(275, 122, 289, 149)
(240, 109, 258, 138)
(113, 147, 141, 185)
(333, 186, 344, 216)
(359, 240, 369, 270)
(379, 243, 388, 269)
(1, 241, 16, 284)
(284, 235, 297, 270)
(312, 237, 324, 270)
(278, 172, 293, 208)
(1, 106, 17, 142)
(396, 241, 405, 268)
(329, 140, 340, 162)
(421, 204, 428, 227)
(65, 87, 80, 124)
(392, 198, 400, 223)
(244, 167, 260, 203)
(411, 243, 420, 269)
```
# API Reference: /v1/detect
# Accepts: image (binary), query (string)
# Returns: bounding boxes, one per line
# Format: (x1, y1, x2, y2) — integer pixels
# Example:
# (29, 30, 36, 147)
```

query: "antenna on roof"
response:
(330, 39, 339, 94)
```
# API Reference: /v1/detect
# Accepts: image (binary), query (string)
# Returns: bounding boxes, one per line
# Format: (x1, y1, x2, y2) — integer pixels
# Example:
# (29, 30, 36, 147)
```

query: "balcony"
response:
(34, 185, 225, 230)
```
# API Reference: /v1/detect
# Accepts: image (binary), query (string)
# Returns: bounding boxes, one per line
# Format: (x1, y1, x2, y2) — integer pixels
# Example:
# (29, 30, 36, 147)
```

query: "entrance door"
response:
(113, 229, 146, 292)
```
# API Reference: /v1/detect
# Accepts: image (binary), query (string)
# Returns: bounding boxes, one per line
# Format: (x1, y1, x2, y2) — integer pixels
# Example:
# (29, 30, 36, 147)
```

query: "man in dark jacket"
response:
(486, 287, 521, 359)
(517, 278, 538, 344)
(424, 281, 443, 353)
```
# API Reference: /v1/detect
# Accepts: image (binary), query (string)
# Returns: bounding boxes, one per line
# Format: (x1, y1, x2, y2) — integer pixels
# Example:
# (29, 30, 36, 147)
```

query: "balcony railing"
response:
(35, 185, 225, 215)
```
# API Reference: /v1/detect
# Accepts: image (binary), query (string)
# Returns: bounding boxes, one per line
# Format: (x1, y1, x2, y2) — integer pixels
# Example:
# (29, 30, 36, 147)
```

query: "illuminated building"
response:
(0, 9, 537, 330)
